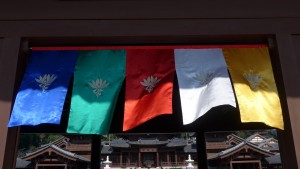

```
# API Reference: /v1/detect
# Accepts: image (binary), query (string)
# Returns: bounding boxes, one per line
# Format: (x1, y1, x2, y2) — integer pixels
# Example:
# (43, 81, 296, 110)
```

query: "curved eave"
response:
(128, 139, 169, 146)
(22, 145, 89, 162)
(109, 139, 130, 148)
(183, 144, 197, 153)
(101, 145, 113, 154)
(209, 141, 274, 160)
(265, 153, 281, 164)
(109, 145, 130, 148)
(128, 142, 168, 146)
(39, 137, 68, 149)
(21, 146, 49, 160)
(166, 138, 187, 147)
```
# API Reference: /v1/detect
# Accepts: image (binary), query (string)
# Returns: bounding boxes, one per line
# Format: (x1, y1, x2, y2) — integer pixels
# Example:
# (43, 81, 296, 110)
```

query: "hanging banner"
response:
(175, 49, 236, 125)
(67, 50, 126, 135)
(8, 51, 78, 127)
(223, 47, 284, 130)
(123, 49, 175, 131)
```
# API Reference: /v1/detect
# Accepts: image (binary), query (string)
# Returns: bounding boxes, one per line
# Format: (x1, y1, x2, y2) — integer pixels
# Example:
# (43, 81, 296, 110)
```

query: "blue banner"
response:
(8, 51, 78, 127)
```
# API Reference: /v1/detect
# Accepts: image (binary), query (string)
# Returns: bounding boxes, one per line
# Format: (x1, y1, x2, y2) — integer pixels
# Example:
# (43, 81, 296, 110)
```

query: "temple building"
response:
(20, 142, 90, 169)
(101, 134, 197, 168)
(17, 132, 281, 169)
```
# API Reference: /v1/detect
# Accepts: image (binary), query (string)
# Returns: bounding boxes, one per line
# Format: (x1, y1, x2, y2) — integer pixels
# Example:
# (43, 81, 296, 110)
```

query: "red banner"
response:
(123, 49, 175, 131)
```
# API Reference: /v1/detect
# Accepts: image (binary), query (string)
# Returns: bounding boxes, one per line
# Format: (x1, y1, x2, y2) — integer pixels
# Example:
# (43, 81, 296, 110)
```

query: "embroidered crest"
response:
(243, 71, 262, 91)
(140, 76, 161, 93)
(193, 71, 214, 86)
(35, 74, 57, 92)
(88, 78, 109, 98)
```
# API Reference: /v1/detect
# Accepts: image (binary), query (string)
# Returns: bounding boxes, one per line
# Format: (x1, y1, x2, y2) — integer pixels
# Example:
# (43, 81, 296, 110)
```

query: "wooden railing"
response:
(111, 162, 137, 168)
(160, 162, 186, 166)
(205, 142, 229, 149)
(108, 161, 198, 168)
(66, 144, 91, 151)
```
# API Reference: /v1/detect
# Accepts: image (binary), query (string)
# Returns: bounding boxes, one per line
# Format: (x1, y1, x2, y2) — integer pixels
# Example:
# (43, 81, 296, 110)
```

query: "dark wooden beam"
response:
(196, 132, 208, 169)
(0, 37, 22, 169)
(91, 135, 101, 169)
(1, 0, 300, 20)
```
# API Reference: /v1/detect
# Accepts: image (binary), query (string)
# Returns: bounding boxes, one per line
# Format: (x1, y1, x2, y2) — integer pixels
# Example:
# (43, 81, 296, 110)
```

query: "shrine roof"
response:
(109, 138, 130, 148)
(39, 136, 68, 149)
(265, 153, 281, 164)
(245, 133, 267, 143)
(183, 144, 197, 153)
(22, 144, 90, 162)
(101, 145, 113, 154)
(16, 158, 31, 168)
(208, 141, 274, 160)
(226, 134, 244, 144)
(166, 138, 187, 147)
(128, 137, 169, 145)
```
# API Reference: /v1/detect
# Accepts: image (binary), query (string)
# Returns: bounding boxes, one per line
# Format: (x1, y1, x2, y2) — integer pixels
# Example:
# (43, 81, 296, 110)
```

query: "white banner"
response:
(174, 49, 236, 124)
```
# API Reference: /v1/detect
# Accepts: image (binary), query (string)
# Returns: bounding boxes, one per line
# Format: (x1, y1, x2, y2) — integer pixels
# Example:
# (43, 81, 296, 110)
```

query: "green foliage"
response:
(17, 134, 63, 157)
(102, 134, 120, 141)
(235, 129, 278, 139)
(45, 134, 63, 143)
(265, 129, 278, 139)
(235, 131, 252, 138)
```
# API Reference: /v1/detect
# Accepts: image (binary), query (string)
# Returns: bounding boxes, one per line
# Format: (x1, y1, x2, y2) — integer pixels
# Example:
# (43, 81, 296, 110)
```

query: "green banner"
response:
(67, 50, 126, 134)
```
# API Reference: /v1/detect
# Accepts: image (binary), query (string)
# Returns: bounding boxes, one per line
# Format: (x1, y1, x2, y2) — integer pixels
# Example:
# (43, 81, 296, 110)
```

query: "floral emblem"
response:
(243, 71, 262, 91)
(35, 74, 57, 92)
(88, 78, 109, 98)
(140, 76, 161, 93)
(193, 71, 214, 86)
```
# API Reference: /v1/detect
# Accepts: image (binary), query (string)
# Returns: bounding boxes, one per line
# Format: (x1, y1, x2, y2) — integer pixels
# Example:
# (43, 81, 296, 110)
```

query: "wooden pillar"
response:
(120, 152, 123, 166)
(175, 151, 177, 165)
(0, 37, 22, 169)
(91, 135, 101, 169)
(156, 151, 159, 167)
(230, 161, 233, 169)
(128, 152, 130, 166)
(138, 151, 141, 167)
(196, 132, 208, 169)
(167, 152, 169, 165)
(272, 34, 300, 169)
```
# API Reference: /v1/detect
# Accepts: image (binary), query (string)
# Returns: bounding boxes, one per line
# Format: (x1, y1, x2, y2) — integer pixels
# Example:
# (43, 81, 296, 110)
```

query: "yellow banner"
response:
(223, 47, 284, 130)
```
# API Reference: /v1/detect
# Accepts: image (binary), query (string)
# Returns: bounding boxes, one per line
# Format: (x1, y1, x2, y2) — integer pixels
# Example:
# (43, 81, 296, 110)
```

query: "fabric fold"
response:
(223, 47, 284, 130)
(123, 49, 175, 131)
(8, 50, 78, 127)
(174, 49, 236, 125)
(67, 50, 126, 134)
